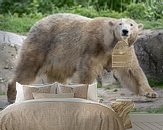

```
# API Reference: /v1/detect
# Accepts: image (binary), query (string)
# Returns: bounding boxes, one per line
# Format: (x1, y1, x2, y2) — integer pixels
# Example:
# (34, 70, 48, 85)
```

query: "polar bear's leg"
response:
(129, 65, 158, 98)
(76, 68, 96, 84)
(113, 63, 158, 98)
(130, 49, 158, 98)
(7, 69, 37, 104)
(75, 57, 98, 84)
(7, 43, 46, 103)
(113, 68, 139, 94)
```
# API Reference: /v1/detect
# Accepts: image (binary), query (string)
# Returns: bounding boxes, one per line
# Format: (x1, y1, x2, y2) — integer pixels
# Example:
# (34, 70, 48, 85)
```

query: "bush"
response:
(0, 15, 39, 33)
(151, 1, 163, 20)
(125, 2, 163, 20)
(63, 6, 99, 18)
(0, 0, 162, 21)
(0, 0, 29, 15)
(125, 3, 148, 20)
(99, 10, 126, 18)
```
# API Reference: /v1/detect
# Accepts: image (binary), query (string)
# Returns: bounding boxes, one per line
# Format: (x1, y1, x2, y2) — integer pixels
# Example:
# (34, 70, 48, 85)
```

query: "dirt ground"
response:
(98, 86, 163, 111)
(1, 86, 163, 111)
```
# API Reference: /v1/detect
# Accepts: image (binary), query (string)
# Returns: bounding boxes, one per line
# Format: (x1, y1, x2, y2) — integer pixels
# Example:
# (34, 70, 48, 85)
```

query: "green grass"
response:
(137, 19, 163, 29)
(132, 105, 163, 113)
(0, 15, 40, 34)
(0, 12, 162, 34)
(0, 91, 5, 95)
(148, 79, 163, 88)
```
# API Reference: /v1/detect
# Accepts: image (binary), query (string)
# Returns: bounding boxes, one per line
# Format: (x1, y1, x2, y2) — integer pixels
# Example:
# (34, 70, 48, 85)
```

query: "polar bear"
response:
(7, 13, 158, 103)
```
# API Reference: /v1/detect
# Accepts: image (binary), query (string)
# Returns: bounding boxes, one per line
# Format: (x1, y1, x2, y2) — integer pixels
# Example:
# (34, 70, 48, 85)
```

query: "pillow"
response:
(16, 82, 25, 103)
(15, 82, 58, 103)
(22, 86, 51, 100)
(69, 82, 98, 101)
(32, 93, 74, 99)
(57, 83, 88, 99)
(87, 82, 98, 101)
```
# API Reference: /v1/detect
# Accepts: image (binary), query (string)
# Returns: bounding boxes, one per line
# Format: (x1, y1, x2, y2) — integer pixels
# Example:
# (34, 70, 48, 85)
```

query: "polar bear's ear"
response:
(138, 23, 144, 30)
(109, 21, 115, 26)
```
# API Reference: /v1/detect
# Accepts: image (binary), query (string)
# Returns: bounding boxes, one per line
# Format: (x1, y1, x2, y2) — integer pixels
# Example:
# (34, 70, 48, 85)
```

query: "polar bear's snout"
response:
(120, 23, 131, 38)
(122, 29, 129, 36)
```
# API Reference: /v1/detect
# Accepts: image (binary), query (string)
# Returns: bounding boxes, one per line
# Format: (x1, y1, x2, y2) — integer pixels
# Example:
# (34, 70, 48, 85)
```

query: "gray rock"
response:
(0, 31, 26, 46)
(134, 29, 163, 80)
(0, 31, 25, 94)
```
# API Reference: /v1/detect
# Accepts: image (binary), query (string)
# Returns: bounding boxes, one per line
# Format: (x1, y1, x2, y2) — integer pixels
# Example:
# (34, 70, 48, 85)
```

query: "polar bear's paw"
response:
(144, 91, 159, 98)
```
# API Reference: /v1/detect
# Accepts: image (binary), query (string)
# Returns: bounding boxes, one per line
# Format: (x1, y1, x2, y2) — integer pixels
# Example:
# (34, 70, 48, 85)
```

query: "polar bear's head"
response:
(113, 18, 143, 46)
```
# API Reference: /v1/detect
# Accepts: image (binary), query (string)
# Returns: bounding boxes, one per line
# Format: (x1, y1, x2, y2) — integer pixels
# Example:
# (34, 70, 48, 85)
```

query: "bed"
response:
(0, 98, 133, 130)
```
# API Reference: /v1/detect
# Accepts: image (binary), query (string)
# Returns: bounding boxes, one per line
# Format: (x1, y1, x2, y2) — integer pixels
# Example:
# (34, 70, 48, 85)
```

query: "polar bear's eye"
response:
(130, 23, 133, 26)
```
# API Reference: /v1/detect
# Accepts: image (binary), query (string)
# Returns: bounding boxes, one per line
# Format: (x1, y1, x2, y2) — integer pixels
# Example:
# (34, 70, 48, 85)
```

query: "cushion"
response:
(57, 83, 88, 99)
(32, 93, 74, 99)
(15, 82, 58, 103)
(69, 82, 98, 101)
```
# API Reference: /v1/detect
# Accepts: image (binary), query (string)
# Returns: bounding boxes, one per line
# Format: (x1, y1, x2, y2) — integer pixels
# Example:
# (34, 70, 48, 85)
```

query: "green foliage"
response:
(148, 79, 163, 88)
(99, 10, 126, 18)
(62, 6, 126, 18)
(125, 3, 147, 20)
(151, 1, 163, 20)
(137, 19, 163, 29)
(125, 2, 163, 20)
(132, 105, 163, 113)
(97, 82, 102, 88)
(0, 91, 5, 95)
(0, 0, 162, 33)
(0, 15, 39, 34)
(146, 105, 163, 113)
(0, 0, 162, 21)
(0, 12, 162, 34)
(61, 6, 99, 18)
(0, 0, 131, 15)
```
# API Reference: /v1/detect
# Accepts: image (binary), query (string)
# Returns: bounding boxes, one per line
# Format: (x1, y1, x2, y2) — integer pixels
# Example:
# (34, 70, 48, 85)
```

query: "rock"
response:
(0, 78, 5, 83)
(4, 66, 9, 69)
(0, 31, 25, 94)
(0, 31, 26, 46)
(134, 29, 163, 80)
(113, 88, 118, 92)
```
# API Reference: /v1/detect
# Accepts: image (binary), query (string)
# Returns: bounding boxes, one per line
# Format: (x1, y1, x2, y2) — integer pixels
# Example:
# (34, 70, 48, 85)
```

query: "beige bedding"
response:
(0, 98, 125, 130)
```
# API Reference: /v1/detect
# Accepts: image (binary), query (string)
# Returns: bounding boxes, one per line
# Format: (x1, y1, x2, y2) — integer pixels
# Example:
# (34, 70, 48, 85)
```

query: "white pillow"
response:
(15, 82, 98, 103)
(15, 82, 25, 103)
(87, 82, 98, 101)
(15, 82, 57, 103)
